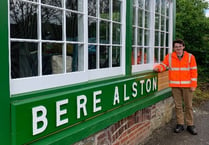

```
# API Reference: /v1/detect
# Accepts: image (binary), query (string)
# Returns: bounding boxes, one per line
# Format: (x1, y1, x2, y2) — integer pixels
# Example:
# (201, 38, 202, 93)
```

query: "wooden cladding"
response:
(158, 71, 169, 91)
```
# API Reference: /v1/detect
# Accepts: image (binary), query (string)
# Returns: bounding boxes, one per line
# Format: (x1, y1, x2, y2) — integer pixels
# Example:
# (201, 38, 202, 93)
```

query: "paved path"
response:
(141, 100, 209, 145)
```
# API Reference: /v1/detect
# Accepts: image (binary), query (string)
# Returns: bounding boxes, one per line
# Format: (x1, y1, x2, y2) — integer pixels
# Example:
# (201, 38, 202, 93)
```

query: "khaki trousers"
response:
(172, 87, 194, 126)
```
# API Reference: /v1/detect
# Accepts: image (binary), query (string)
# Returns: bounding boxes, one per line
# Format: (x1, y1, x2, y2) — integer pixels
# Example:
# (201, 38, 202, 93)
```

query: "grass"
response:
(193, 78, 209, 107)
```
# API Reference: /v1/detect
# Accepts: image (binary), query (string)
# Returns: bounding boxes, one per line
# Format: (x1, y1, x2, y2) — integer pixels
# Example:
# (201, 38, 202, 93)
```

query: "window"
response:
(9, 0, 126, 95)
(132, 0, 173, 72)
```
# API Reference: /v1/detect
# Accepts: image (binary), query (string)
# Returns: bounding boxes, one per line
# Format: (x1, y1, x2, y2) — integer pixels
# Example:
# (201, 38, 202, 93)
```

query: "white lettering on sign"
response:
(32, 106, 48, 135)
(132, 82, 137, 98)
(77, 95, 87, 119)
(56, 99, 69, 127)
(124, 84, 130, 101)
(146, 79, 151, 93)
(140, 80, 145, 95)
(31, 76, 158, 136)
(153, 77, 157, 91)
(93, 90, 102, 113)
(113, 86, 120, 105)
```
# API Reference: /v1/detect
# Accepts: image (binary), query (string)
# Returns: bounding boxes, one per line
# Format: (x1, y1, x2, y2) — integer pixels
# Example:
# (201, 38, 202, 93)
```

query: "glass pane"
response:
(155, 14, 160, 30)
(160, 48, 165, 61)
(166, 18, 169, 32)
(161, 32, 164, 46)
(154, 48, 159, 63)
(145, 11, 150, 28)
(100, 20, 110, 44)
(144, 48, 149, 64)
(161, 16, 165, 30)
(66, 12, 83, 42)
(66, 44, 81, 72)
(138, 0, 144, 8)
(88, 45, 97, 69)
(138, 9, 143, 27)
(166, 1, 170, 16)
(112, 46, 120, 67)
(42, 43, 63, 75)
(155, 0, 160, 13)
(11, 42, 38, 78)
(88, 18, 97, 43)
(145, 0, 150, 10)
(42, 0, 62, 7)
(10, 1, 38, 39)
(166, 33, 169, 47)
(132, 27, 136, 45)
(137, 28, 143, 45)
(88, 0, 97, 16)
(144, 30, 149, 46)
(137, 48, 143, 64)
(155, 31, 159, 46)
(161, 0, 166, 15)
(100, 0, 110, 19)
(113, 23, 121, 44)
(42, 7, 62, 40)
(113, 0, 121, 22)
(24, 0, 38, 2)
(100, 46, 109, 68)
(132, 47, 136, 65)
(66, 0, 83, 11)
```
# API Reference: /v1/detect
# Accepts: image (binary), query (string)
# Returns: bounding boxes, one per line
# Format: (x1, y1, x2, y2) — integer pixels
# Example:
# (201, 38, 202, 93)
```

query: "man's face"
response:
(174, 43, 185, 54)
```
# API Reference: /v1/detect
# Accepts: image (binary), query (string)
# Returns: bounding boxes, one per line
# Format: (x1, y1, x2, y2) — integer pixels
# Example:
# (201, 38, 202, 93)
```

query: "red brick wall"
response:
(73, 97, 174, 145)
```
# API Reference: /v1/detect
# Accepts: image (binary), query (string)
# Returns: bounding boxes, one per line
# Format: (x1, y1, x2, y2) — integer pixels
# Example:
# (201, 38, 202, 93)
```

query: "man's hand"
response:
(153, 67, 159, 72)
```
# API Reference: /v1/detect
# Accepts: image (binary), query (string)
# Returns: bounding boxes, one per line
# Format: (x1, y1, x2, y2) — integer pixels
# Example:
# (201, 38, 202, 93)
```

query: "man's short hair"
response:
(173, 39, 185, 47)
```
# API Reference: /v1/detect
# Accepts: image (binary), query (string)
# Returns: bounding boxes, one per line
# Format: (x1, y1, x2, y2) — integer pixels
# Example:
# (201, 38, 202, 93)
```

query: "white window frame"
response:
(9, 0, 126, 95)
(132, 0, 173, 73)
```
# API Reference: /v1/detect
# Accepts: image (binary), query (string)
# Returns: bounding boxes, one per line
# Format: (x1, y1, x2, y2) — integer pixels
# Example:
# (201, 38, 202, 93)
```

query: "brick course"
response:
(73, 97, 174, 145)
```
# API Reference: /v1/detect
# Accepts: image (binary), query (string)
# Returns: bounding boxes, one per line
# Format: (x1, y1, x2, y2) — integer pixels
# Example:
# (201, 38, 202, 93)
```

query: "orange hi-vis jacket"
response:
(154, 51, 198, 88)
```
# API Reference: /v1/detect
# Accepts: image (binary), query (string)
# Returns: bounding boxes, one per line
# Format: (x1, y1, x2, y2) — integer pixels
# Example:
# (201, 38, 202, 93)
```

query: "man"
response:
(154, 39, 198, 135)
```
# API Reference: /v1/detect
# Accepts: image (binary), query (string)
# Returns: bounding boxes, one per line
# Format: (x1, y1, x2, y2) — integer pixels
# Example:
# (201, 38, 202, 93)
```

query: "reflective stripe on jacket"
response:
(154, 51, 198, 88)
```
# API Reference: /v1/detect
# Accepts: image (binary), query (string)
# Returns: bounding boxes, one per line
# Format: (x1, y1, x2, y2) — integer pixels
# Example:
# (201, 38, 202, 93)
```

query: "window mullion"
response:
(110, 0, 113, 67)
(63, 0, 67, 73)
(149, 0, 155, 64)
(38, 0, 42, 76)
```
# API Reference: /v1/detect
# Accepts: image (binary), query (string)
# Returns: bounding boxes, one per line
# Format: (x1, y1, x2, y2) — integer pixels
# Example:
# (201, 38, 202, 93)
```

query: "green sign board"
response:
(11, 74, 158, 145)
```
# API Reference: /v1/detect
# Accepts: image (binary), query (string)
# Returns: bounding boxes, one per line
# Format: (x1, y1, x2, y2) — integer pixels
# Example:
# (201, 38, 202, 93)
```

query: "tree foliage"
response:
(176, 0, 209, 77)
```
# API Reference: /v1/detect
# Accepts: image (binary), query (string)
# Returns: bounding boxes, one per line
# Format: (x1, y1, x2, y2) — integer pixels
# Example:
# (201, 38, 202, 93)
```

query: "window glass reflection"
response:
(88, 45, 97, 69)
(66, 44, 81, 72)
(137, 28, 143, 45)
(88, 18, 97, 43)
(10, 1, 38, 39)
(160, 48, 165, 61)
(113, 23, 121, 44)
(88, 0, 97, 16)
(42, 43, 63, 75)
(100, 46, 109, 68)
(100, 0, 110, 19)
(11, 42, 38, 78)
(100, 21, 110, 44)
(66, 0, 83, 11)
(42, 6, 62, 40)
(145, 11, 150, 28)
(138, 0, 144, 8)
(112, 46, 120, 67)
(41, 0, 62, 7)
(144, 30, 149, 46)
(113, 0, 121, 22)
(155, 0, 160, 13)
(138, 9, 143, 27)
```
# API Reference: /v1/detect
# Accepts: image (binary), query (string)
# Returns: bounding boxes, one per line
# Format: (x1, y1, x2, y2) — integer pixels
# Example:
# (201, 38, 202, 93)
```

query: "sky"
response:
(204, 0, 209, 17)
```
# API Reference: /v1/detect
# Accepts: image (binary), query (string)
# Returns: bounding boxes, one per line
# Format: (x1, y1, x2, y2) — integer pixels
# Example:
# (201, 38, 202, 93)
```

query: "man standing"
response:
(154, 39, 198, 135)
